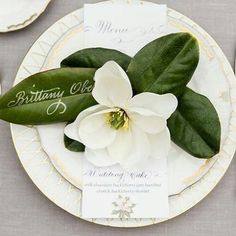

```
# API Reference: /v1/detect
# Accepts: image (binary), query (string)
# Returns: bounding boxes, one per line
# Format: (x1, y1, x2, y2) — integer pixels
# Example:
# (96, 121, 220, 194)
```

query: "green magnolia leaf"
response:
(64, 134, 85, 152)
(61, 48, 131, 70)
(127, 33, 199, 96)
(167, 88, 221, 158)
(0, 68, 97, 124)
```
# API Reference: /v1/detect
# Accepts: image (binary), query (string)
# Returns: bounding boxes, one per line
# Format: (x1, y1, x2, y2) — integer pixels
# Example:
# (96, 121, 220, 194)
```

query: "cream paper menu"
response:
(82, 3, 169, 218)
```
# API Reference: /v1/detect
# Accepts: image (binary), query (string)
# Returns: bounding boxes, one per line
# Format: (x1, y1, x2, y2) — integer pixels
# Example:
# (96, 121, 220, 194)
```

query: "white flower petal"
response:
(128, 107, 166, 134)
(129, 92, 178, 119)
(85, 147, 117, 167)
(123, 124, 150, 169)
(107, 129, 133, 163)
(92, 61, 133, 107)
(79, 109, 117, 149)
(149, 128, 171, 159)
(64, 104, 106, 142)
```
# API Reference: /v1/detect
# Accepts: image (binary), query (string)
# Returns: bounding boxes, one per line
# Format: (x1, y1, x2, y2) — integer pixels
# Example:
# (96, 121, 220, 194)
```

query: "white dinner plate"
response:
(11, 0, 236, 227)
(0, 0, 51, 32)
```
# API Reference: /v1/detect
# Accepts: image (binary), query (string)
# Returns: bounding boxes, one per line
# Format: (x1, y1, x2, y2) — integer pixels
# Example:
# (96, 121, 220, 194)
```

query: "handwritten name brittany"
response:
(7, 80, 93, 116)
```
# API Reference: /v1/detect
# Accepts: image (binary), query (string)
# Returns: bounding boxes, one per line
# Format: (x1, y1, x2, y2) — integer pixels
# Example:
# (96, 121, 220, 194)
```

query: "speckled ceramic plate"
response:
(11, 0, 236, 227)
(0, 0, 51, 32)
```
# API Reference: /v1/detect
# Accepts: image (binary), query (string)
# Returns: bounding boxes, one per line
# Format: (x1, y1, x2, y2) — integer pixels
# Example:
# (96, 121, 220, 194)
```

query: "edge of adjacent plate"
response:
(0, 0, 52, 33)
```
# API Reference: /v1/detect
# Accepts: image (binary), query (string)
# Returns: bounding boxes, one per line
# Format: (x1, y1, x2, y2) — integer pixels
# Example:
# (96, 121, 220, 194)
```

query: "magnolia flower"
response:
(64, 61, 177, 169)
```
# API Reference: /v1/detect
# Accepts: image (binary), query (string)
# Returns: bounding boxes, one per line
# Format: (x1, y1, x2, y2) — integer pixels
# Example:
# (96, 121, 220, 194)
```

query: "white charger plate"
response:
(11, 0, 236, 227)
(0, 0, 51, 32)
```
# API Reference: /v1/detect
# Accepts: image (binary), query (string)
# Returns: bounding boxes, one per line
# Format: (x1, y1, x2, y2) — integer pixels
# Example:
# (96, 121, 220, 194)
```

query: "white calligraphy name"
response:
(70, 80, 93, 94)
(7, 87, 64, 107)
(7, 80, 94, 116)
(46, 99, 67, 115)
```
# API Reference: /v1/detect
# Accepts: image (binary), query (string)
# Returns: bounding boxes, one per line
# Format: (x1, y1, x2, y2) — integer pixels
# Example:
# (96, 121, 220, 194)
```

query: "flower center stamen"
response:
(108, 109, 129, 130)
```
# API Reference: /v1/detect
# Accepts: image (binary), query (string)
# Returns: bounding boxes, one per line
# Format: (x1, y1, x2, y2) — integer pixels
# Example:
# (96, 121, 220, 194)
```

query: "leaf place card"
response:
(84, 3, 167, 56)
(82, 159, 169, 218)
(82, 3, 169, 219)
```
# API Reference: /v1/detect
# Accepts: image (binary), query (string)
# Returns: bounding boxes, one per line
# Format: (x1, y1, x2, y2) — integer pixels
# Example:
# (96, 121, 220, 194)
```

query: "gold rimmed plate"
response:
(11, 0, 236, 227)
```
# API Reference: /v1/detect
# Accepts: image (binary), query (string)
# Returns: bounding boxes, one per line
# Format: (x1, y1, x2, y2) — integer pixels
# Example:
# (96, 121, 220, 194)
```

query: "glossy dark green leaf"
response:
(0, 68, 97, 124)
(61, 48, 131, 70)
(127, 33, 199, 96)
(167, 88, 221, 159)
(64, 134, 85, 152)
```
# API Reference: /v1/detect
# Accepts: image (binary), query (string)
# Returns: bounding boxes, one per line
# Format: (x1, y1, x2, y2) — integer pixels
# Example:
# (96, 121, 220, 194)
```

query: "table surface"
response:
(0, 0, 236, 235)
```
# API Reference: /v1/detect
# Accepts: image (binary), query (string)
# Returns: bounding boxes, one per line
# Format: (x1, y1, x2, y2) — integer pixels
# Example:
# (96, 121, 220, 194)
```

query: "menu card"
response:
(82, 3, 169, 218)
